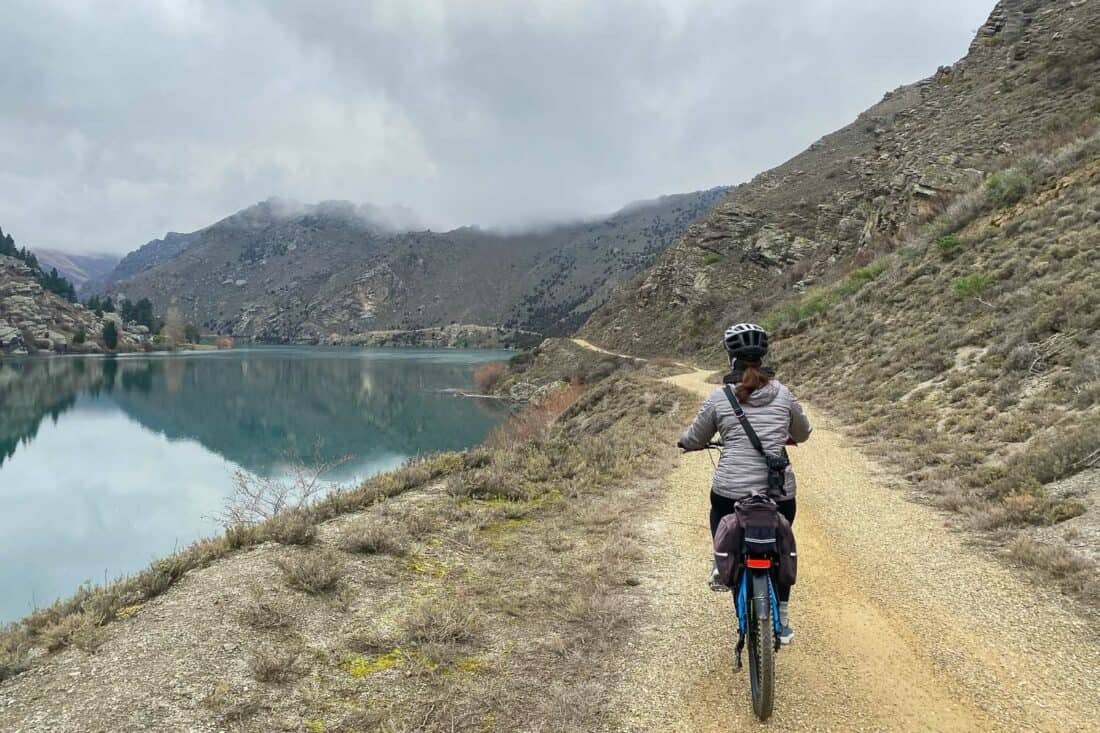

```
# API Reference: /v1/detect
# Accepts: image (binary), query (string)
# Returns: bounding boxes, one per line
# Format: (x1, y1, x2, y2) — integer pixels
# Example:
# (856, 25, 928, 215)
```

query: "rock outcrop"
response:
(0, 255, 150, 356)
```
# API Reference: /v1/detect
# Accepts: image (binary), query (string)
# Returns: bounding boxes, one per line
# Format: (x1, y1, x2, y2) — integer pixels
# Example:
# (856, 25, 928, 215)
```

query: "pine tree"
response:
(102, 320, 119, 350)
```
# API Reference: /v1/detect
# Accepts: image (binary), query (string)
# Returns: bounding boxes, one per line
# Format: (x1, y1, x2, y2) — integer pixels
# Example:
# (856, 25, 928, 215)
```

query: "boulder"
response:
(0, 324, 19, 347)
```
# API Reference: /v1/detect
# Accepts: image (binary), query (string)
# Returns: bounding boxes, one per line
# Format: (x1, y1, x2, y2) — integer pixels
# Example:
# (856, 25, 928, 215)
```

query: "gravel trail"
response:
(610, 366, 1098, 732)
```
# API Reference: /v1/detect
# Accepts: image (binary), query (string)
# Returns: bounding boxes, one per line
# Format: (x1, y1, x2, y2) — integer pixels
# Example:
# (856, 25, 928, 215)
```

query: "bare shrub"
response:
(486, 383, 585, 450)
(343, 521, 406, 555)
(276, 549, 344, 595)
(248, 645, 299, 683)
(218, 443, 351, 528)
(70, 621, 110, 653)
(473, 361, 508, 393)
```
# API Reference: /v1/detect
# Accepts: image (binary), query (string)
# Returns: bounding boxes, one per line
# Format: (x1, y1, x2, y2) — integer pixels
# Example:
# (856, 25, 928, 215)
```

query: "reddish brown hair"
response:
(735, 363, 771, 402)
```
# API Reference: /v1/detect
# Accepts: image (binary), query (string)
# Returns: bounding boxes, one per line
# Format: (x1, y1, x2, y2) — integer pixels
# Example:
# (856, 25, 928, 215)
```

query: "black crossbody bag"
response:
(722, 384, 790, 498)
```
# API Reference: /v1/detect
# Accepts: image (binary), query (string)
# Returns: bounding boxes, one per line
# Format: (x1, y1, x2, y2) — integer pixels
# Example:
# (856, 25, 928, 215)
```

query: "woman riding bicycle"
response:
(677, 323, 812, 644)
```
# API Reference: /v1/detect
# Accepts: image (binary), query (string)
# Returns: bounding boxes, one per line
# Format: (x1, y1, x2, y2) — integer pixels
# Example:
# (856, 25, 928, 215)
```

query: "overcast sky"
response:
(0, 0, 994, 254)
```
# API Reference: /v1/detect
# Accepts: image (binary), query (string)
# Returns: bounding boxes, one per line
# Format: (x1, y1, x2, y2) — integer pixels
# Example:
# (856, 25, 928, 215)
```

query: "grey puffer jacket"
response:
(679, 379, 812, 501)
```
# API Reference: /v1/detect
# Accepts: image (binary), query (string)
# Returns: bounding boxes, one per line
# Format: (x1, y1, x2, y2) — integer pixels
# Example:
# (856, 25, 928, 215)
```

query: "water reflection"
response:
(0, 347, 509, 621)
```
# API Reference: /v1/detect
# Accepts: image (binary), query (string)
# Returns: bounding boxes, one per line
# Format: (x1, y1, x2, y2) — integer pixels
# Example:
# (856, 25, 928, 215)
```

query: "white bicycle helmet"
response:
(723, 323, 769, 360)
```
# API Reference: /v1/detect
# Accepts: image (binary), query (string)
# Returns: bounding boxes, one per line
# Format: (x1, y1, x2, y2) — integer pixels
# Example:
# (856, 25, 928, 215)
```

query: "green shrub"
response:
(836, 261, 887, 297)
(935, 234, 963, 255)
(703, 253, 722, 265)
(952, 273, 995, 297)
(985, 168, 1033, 208)
(73, 328, 86, 344)
(101, 321, 119, 350)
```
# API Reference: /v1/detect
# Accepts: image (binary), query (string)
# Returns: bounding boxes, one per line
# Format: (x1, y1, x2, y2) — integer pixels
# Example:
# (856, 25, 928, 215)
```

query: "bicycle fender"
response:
(750, 571, 771, 618)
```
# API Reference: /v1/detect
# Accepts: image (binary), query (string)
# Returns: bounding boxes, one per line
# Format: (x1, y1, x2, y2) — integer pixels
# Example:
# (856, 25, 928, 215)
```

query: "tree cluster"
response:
(0, 225, 78, 301)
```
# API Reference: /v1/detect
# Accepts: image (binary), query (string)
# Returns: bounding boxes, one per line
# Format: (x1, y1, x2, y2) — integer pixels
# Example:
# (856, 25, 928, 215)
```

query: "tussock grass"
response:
(239, 587, 293, 631)
(275, 549, 344, 595)
(263, 510, 317, 546)
(401, 598, 483, 646)
(342, 520, 406, 555)
(248, 645, 299, 683)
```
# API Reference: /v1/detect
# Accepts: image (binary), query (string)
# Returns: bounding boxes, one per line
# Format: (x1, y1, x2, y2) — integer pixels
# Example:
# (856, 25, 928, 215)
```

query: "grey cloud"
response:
(0, 0, 993, 253)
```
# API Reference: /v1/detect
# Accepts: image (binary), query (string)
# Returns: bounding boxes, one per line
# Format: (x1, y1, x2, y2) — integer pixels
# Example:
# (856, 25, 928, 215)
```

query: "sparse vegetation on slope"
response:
(764, 129, 1100, 601)
(0, 347, 691, 732)
(582, 0, 1100, 357)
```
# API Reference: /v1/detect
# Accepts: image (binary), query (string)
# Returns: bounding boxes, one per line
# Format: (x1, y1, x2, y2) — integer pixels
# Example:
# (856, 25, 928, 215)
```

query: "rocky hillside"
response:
(580, 0, 1099, 601)
(87, 231, 199, 294)
(582, 0, 1100, 356)
(32, 250, 120, 296)
(0, 255, 152, 356)
(106, 189, 728, 344)
(770, 130, 1099, 599)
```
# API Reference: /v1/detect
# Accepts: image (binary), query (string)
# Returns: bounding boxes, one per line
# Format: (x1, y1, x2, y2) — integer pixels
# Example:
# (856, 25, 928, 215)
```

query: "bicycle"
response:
(702, 439, 781, 721)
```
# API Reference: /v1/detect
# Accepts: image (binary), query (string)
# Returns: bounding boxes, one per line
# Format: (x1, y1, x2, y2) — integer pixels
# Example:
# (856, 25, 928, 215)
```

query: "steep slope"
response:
(89, 231, 200, 293)
(582, 0, 1100, 355)
(764, 132, 1100, 599)
(31, 250, 119, 295)
(108, 189, 728, 344)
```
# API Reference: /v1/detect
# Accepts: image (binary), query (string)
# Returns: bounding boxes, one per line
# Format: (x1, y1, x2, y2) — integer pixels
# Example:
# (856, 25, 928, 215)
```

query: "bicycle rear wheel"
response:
(746, 572, 775, 720)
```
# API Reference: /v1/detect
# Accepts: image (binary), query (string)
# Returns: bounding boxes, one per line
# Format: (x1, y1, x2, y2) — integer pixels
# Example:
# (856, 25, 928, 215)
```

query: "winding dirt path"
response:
(609, 365, 1098, 732)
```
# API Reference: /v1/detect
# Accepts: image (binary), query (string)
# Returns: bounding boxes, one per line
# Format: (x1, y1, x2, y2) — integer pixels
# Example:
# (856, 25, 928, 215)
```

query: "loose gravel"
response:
(608, 368, 1098, 732)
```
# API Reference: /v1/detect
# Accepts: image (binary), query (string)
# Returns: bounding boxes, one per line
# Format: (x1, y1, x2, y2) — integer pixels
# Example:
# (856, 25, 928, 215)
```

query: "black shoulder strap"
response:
(722, 384, 766, 457)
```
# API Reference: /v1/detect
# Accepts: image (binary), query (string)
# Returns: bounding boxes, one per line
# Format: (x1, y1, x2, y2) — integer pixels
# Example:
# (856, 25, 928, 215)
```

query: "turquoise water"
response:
(0, 347, 510, 623)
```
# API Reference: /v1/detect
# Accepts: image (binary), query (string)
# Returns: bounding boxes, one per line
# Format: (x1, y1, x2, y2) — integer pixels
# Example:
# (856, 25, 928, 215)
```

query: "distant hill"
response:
(33, 249, 119, 295)
(106, 189, 729, 344)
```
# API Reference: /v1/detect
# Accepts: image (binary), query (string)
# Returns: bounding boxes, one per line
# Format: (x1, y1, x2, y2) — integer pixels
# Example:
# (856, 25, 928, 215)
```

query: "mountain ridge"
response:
(105, 187, 731, 344)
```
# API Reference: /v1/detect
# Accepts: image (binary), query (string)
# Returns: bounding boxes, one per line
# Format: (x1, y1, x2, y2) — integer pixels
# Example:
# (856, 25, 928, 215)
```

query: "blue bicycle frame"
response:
(733, 566, 781, 668)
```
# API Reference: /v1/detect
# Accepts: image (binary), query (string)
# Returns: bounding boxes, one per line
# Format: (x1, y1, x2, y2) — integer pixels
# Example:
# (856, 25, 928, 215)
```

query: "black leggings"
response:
(710, 492, 796, 602)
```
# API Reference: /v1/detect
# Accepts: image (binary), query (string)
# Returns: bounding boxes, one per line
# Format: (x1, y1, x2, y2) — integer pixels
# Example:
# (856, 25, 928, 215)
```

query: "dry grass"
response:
(342, 520, 406, 555)
(1009, 537, 1097, 602)
(263, 510, 318, 545)
(248, 645, 299, 683)
(275, 549, 344, 595)
(1, 350, 692, 732)
(0, 451, 463, 670)
(401, 598, 482, 646)
(239, 587, 294, 631)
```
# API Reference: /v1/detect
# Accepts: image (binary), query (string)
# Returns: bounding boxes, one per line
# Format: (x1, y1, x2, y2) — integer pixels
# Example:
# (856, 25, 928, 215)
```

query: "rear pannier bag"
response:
(713, 493, 797, 588)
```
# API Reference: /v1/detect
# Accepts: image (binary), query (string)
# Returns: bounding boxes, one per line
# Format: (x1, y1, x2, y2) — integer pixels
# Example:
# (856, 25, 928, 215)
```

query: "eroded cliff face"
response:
(582, 0, 1100, 356)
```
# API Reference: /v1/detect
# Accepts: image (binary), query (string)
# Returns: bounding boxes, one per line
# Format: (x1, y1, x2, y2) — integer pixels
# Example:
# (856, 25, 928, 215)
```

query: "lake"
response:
(0, 346, 511, 623)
